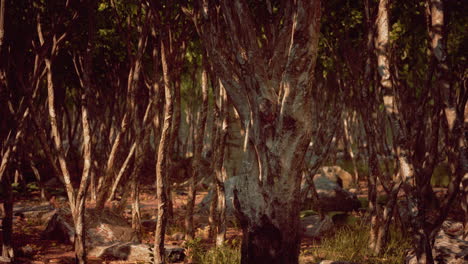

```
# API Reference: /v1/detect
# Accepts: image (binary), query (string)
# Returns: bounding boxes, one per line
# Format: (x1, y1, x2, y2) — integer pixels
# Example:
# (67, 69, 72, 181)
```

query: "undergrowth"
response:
(300, 220, 411, 264)
(185, 238, 241, 264)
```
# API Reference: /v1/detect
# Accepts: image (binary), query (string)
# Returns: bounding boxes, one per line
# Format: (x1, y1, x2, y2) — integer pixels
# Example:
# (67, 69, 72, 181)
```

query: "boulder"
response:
(41, 210, 75, 244)
(89, 242, 185, 263)
(319, 166, 354, 189)
(300, 215, 333, 239)
(405, 221, 468, 264)
(303, 173, 361, 212)
(42, 208, 138, 246)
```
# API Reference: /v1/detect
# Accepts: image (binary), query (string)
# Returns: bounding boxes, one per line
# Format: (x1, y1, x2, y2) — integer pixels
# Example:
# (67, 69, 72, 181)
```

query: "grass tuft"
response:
(185, 238, 241, 264)
(300, 220, 411, 264)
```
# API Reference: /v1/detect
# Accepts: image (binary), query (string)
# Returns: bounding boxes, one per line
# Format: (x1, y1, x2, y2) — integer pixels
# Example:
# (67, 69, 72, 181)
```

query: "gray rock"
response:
(300, 215, 333, 239)
(318, 166, 354, 189)
(89, 242, 185, 263)
(303, 173, 361, 212)
(42, 208, 138, 246)
(406, 221, 468, 264)
(42, 211, 75, 244)
(13, 204, 55, 219)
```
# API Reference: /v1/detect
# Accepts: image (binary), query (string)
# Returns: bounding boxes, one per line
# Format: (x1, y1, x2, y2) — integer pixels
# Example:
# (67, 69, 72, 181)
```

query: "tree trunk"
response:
(343, 113, 358, 185)
(1, 173, 14, 262)
(185, 60, 208, 240)
(426, 0, 467, 240)
(214, 82, 228, 246)
(189, 1, 322, 262)
(95, 114, 129, 210)
(153, 38, 173, 264)
(375, 0, 433, 262)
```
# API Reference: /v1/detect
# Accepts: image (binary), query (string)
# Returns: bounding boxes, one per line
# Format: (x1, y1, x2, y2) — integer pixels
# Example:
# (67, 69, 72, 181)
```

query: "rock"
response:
(300, 215, 333, 239)
(319, 166, 354, 189)
(42, 211, 75, 244)
(405, 221, 468, 264)
(303, 173, 361, 212)
(13, 204, 55, 220)
(17, 245, 34, 256)
(318, 261, 357, 264)
(42, 208, 138, 246)
(89, 242, 185, 263)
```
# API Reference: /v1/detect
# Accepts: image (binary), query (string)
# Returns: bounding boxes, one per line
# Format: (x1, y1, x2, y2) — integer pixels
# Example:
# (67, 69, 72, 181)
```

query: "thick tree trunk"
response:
(153, 38, 173, 264)
(189, 1, 322, 262)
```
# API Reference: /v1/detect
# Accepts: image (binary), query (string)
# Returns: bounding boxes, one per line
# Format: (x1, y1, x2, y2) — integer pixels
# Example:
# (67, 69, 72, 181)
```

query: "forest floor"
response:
(1, 181, 459, 264)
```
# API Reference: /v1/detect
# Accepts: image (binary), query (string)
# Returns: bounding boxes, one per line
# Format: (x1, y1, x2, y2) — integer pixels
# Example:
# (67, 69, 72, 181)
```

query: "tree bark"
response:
(188, 1, 322, 262)
(375, 0, 433, 262)
(426, 0, 467, 239)
(214, 81, 228, 246)
(153, 37, 173, 264)
(185, 59, 209, 240)
(1, 173, 14, 261)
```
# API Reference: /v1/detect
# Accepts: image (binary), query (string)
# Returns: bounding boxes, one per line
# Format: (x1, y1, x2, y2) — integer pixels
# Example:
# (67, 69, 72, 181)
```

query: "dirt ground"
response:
(2, 182, 459, 264)
(3, 186, 244, 264)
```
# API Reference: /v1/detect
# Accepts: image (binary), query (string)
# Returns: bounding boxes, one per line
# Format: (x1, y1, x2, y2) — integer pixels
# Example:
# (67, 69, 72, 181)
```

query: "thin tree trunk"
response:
(343, 113, 358, 185)
(185, 60, 209, 240)
(95, 114, 129, 210)
(376, 0, 433, 262)
(215, 81, 228, 246)
(1, 173, 14, 262)
(153, 38, 173, 264)
(0, 0, 5, 54)
(426, 0, 467, 239)
(30, 158, 47, 200)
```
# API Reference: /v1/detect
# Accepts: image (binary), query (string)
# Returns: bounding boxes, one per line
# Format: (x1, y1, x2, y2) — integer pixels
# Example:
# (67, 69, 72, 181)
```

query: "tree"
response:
(186, 1, 322, 262)
(152, 35, 173, 264)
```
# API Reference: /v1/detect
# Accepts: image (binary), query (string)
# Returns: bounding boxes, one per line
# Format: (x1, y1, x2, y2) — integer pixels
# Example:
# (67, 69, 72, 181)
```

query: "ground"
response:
(1, 180, 461, 264)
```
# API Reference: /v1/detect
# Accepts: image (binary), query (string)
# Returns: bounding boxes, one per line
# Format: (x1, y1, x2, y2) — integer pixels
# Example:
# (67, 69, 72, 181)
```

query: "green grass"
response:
(300, 220, 411, 264)
(185, 238, 241, 264)
(199, 240, 241, 264)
